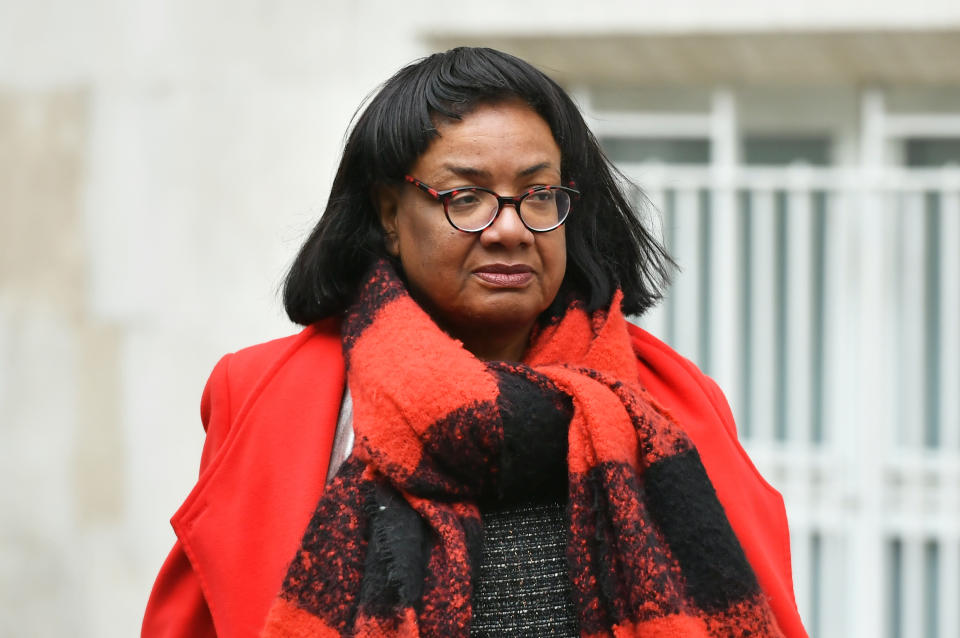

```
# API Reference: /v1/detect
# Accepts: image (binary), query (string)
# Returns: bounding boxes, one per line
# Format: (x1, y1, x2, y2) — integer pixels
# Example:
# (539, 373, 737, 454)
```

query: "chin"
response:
(466, 305, 544, 331)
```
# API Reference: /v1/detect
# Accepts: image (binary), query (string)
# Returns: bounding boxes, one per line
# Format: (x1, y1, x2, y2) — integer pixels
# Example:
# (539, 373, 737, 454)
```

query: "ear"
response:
(375, 185, 401, 257)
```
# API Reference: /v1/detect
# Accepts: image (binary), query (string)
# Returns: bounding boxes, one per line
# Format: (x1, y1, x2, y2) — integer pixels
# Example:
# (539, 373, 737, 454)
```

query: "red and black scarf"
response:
(262, 260, 783, 637)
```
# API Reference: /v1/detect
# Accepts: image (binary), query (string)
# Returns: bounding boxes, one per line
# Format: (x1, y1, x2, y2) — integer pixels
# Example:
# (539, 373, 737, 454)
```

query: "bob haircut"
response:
(284, 47, 672, 324)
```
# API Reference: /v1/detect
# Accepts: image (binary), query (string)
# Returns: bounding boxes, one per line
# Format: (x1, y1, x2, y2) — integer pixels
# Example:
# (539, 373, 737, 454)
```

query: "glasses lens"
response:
(445, 189, 499, 231)
(520, 188, 570, 231)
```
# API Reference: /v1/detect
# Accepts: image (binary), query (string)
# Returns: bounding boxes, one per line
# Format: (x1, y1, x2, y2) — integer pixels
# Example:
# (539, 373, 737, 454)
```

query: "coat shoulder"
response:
(228, 318, 341, 374)
(215, 318, 342, 412)
(626, 322, 737, 439)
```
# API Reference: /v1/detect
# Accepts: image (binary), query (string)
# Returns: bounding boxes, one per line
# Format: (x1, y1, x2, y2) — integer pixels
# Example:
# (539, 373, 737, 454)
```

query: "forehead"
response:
(412, 100, 561, 179)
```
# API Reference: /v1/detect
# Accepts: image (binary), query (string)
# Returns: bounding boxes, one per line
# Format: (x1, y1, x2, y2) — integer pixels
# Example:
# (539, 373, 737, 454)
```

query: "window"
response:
(904, 139, 960, 167)
(743, 135, 831, 166)
(599, 137, 710, 164)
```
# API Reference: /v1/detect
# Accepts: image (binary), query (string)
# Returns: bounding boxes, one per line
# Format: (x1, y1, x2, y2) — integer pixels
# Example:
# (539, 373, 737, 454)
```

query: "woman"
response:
(143, 48, 807, 637)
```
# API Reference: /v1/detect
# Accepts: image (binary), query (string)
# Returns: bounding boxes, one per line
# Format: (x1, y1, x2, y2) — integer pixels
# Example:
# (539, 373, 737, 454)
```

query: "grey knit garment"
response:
(471, 500, 579, 637)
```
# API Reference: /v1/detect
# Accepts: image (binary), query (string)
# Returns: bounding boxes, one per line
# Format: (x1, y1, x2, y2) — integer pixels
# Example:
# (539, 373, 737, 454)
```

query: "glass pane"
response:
(905, 139, 960, 167)
(743, 136, 831, 166)
(925, 540, 939, 638)
(889, 539, 903, 638)
(600, 137, 710, 164)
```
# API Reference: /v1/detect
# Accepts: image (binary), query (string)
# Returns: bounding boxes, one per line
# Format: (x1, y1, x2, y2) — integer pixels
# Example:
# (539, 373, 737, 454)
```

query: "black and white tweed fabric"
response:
(472, 500, 578, 637)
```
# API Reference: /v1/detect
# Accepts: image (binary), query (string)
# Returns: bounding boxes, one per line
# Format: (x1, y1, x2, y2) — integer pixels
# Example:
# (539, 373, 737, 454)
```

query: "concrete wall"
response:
(0, 4, 417, 634)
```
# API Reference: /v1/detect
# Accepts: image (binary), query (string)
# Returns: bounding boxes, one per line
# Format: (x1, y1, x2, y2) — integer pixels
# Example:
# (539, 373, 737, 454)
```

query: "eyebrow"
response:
(442, 162, 555, 180)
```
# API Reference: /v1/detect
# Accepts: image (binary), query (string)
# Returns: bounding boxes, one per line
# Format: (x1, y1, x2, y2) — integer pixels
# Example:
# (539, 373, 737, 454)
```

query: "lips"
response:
(473, 263, 534, 287)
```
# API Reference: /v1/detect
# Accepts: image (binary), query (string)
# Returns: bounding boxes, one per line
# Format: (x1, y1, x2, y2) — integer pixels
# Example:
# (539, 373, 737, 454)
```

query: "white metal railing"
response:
(623, 163, 960, 638)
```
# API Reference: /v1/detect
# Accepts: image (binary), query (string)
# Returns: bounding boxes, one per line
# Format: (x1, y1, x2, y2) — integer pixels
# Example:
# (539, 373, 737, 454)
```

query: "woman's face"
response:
(378, 100, 567, 359)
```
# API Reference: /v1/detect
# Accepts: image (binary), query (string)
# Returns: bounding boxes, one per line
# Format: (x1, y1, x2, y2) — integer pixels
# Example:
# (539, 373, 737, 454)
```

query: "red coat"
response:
(142, 318, 808, 637)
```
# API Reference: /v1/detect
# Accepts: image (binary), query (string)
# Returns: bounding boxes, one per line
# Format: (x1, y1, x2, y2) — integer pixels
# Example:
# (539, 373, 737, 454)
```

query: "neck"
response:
(455, 324, 533, 362)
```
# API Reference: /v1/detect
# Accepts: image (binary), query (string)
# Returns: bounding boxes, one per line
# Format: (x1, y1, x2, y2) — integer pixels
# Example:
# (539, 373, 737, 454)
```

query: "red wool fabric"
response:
(260, 260, 785, 638)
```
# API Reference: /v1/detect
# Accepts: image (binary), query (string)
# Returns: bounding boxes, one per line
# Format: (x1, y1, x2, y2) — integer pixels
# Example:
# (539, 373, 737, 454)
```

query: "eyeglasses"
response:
(404, 175, 579, 233)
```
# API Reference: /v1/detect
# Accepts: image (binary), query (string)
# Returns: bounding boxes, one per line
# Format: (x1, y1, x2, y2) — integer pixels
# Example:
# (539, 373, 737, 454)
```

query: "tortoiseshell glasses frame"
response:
(403, 175, 579, 233)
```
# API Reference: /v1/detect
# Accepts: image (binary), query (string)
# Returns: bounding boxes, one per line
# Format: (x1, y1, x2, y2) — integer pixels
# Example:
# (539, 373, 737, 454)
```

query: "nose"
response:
(479, 202, 534, 248)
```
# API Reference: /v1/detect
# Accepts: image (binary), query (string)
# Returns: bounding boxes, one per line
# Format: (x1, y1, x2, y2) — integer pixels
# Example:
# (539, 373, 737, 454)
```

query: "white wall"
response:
(1, 3, 427, 635)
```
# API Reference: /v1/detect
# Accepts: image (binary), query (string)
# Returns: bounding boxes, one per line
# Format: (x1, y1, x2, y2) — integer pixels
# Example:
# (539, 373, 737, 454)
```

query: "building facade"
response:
(1, 2, 958, 636)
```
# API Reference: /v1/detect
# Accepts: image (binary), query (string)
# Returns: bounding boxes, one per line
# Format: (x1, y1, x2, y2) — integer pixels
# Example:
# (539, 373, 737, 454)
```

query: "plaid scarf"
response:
(261, 260, 783, 637)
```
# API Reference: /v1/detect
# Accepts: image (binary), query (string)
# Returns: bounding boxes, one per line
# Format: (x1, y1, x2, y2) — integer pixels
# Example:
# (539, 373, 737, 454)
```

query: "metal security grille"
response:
(585, 89, 960, 638)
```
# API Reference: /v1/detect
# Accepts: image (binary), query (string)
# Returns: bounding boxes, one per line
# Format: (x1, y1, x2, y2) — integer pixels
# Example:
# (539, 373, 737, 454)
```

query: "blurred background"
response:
(1, 1, 959, 636)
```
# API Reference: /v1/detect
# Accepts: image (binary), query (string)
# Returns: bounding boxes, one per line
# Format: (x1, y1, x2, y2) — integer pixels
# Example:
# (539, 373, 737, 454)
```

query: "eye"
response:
(528, 189, 556, 202)
(447, 191, 484, 210)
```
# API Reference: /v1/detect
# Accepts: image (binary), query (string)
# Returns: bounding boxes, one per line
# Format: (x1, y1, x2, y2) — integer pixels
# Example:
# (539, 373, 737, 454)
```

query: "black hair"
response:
(283, 46, 673, 324)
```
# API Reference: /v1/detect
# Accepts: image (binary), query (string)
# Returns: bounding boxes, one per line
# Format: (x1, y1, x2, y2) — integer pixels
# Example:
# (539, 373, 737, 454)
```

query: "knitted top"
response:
(472, 499, 578, 637)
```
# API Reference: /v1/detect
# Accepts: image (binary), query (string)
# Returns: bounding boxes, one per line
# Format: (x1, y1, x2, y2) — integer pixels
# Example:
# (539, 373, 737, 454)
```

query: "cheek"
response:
(396, 218, 467, 288)
(543, 233, 567, 290)
(395, 208, 434, 264)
